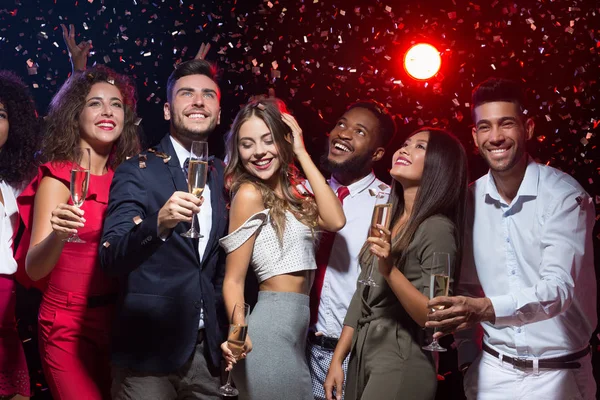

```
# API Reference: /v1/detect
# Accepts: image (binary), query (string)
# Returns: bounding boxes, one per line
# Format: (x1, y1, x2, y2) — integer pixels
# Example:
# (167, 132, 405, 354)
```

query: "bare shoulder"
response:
(229, 183, 266, 228)
(38, 175, 70, 198)
(231, 183, 265, 210)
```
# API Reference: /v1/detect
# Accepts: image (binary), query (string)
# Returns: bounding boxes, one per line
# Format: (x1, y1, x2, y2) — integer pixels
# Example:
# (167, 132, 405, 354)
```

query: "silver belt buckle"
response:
(513, 356, 530, 369)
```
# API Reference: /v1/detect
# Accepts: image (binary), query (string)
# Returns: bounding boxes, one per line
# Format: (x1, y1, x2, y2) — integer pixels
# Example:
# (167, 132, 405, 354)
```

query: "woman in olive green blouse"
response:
(324, 127, 469, 400)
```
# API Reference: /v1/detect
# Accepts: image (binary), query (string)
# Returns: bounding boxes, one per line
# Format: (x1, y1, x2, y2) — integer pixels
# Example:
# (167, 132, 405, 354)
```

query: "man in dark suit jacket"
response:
(100, 59, 227, 399)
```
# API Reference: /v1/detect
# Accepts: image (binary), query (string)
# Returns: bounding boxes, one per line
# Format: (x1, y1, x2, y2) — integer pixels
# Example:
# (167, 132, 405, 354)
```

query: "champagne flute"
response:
(359, 190, 392, 287)
(65, 147, 91, 243)
(220, 302, 251, 397)
(181, 141, 208, 238)
(422, 252, 451, 352)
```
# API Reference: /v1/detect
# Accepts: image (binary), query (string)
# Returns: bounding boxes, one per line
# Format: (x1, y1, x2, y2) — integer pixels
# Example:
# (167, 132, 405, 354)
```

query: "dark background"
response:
(1, 0, 598, 398)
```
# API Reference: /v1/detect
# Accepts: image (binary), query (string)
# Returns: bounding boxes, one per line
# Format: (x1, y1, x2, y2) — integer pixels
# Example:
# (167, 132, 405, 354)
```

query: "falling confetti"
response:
(1, 1, 598, 398)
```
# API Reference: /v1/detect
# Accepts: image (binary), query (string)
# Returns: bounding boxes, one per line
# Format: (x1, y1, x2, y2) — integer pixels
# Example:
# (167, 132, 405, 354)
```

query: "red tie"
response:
(310, 186, 350, 326)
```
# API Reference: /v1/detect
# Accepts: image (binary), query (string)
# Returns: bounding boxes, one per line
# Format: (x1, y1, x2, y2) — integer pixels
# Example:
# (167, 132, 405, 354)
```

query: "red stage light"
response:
(403, 43, 441, 80)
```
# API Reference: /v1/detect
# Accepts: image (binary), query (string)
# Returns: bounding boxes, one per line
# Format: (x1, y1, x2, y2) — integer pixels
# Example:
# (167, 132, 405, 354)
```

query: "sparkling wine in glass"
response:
(220, 303, 251, 397)
(65, 148, 91, 243)
(181, 141, 208, 238)
(422, 252, 451, 352)
(359, 190, 392, 287)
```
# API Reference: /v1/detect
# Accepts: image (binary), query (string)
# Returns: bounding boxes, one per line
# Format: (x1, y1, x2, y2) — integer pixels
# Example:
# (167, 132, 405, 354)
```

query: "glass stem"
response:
(226, 368, 233, 386)
(190, 213, 197, 232)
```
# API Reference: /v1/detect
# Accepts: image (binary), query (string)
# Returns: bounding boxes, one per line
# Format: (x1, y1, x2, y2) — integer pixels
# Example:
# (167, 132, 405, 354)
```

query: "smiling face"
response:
(471, 101, 533, 175)
(322, 106, 384, 178)
(0, 102, 8, 150)
(77, 82, 125, 150)
(164, 74, 221, 147)
(390, 130, 429, 186)
(238, 115, 282, 187)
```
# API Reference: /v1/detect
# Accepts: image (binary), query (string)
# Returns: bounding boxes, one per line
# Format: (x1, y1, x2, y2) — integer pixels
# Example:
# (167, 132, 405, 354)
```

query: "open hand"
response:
(281, 113, 307, 157)
(60, 24, 91, 72)
(194, 42, 211, 60)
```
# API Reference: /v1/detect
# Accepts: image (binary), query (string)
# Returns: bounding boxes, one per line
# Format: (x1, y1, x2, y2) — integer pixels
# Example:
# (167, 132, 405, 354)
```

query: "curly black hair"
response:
(0, 70, 41, 186)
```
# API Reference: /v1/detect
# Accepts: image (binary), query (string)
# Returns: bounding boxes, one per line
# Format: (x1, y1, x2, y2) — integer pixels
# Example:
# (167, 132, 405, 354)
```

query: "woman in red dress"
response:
(0, 70, 41, 400)
(16, 66, 140, 400)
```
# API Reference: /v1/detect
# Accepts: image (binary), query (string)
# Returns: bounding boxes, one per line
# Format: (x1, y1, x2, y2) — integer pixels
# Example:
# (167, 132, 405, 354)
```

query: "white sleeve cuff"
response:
(489, 294, 518, 326)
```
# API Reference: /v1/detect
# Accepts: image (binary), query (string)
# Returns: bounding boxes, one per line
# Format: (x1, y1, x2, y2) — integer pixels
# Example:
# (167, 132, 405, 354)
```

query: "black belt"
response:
(482, 342, 590, 370)
(86, 293, 118, 308)
(308, 331, 338, 350)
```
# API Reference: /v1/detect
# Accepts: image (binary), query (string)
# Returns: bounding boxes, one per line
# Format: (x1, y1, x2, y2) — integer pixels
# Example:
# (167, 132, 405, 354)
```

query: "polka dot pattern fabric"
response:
(219, 209, 317, 282)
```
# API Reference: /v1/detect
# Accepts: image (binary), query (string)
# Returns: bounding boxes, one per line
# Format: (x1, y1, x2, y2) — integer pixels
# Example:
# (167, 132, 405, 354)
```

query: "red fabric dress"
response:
(16, 162, 117, 400)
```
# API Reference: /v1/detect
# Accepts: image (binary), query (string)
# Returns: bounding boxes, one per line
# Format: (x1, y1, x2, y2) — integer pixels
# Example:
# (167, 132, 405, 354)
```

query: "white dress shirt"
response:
(457, 158, 596, 360)
(170, 136, 213, 329)
(315, 172, 390, 338)
(0, 181, 22, 275)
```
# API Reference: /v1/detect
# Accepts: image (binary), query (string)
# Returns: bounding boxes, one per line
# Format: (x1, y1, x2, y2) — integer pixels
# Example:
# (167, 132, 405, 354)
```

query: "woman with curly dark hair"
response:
(0, 70, 41, 400)
(15, 65, 140, 400)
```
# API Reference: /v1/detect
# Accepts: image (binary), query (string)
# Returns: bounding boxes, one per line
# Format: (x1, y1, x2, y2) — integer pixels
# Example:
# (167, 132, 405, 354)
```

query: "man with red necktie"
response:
(307, 101, 396, 400)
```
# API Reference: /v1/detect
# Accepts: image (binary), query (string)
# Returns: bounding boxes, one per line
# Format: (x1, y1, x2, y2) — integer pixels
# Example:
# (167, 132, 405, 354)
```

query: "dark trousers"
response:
(111, 330, 221, 400)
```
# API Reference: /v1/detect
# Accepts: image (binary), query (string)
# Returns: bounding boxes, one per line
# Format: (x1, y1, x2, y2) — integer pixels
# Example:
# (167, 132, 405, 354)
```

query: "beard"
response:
(480, 145, 525, 174)
(170, 108, 217, 142)
(320, 149, 373, 176)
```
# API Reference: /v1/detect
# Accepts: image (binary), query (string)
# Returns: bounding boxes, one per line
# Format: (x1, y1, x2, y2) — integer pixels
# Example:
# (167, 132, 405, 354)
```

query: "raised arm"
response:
(281, 113, 345, 232)
(26, 176, 80, 281)
(369, 216, 458, 327)
(61, 24, 91, 73)
(99, 161, 201, 275)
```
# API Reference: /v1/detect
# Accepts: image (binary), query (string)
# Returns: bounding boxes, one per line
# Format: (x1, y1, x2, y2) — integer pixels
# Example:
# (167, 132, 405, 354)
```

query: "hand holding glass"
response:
(220, 303, 250, 397)
(66, 147, 90, 243)
(359, 190, 392, 287)
(422, 252, 451, 352)
(181, 141, 208, 238)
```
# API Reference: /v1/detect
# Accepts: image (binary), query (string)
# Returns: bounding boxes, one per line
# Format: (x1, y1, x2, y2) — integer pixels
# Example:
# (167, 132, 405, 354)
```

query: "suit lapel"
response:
(159, 135, 189, 194)
(157, 135, 200, 260)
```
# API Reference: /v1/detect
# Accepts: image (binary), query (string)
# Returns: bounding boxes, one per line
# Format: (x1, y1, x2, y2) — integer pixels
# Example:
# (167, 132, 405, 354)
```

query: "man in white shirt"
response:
(307, 100, 396, 400)
(426, 78, 597, 399)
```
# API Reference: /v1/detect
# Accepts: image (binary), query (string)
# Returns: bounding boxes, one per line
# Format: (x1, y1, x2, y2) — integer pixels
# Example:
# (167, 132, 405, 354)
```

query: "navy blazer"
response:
(99, 135, 228, 373)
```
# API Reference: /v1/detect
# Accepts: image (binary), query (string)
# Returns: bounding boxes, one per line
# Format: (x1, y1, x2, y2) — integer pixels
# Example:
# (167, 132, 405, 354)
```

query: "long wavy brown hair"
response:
(359, 127, 468, 268)
(224, 98, 319, 241)
(41, 65, 140, 168)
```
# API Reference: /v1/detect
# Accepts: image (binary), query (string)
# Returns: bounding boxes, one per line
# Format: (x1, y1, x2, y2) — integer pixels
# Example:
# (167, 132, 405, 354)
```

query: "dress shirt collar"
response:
(329, 172, 378, 198)
(484, 156, 539, 205)
(169, 135, 190, 171)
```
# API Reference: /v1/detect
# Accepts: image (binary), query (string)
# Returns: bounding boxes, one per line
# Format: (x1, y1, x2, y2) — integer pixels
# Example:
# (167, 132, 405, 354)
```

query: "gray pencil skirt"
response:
(231, 291, 313, 400)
